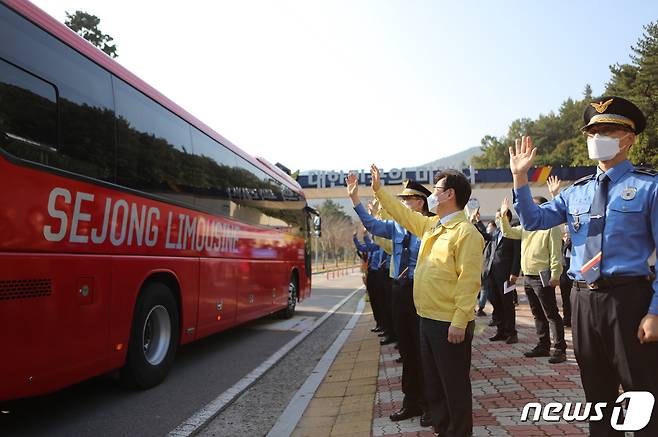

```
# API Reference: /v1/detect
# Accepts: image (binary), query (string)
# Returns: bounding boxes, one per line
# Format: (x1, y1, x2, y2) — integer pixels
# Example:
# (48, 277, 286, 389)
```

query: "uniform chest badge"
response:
(621, 187, 637, 200)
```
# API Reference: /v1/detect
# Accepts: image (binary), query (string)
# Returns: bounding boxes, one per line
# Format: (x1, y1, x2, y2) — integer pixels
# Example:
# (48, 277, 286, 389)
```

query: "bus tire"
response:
(120, 282, 180, 389)
(278, 274, 298, 319)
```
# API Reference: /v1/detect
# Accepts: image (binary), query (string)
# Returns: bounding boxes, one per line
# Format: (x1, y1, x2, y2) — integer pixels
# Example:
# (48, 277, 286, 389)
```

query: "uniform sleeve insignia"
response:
(632, 167, 658, 177)
(572, 174, 596, 186)
(591, 98, 614, 113)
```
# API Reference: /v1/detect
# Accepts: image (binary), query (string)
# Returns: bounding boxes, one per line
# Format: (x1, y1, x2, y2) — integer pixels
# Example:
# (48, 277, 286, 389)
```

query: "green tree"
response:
(318, 199, 351, 221)
(65, 11, 118, 58)
(606, 22, 658, 167)
(471, 135, 509, 168)
(317, 200, 354, 267)
(473, 22, 658, 169)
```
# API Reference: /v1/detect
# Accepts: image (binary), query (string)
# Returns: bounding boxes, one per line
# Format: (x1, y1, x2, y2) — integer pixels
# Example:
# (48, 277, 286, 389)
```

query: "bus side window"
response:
(0, 58, 58, 162)
(190, 127, 237, 217)
(114, 76, 193, 202)
(0, 3, 116, 183)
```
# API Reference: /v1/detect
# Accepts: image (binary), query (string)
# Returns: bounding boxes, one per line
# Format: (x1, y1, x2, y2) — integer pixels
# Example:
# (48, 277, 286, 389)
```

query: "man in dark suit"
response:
(476, 209, 522, 343)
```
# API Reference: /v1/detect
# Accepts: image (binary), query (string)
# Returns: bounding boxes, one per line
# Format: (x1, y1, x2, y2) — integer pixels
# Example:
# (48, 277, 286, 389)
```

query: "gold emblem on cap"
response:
(591, 98, 614, 114)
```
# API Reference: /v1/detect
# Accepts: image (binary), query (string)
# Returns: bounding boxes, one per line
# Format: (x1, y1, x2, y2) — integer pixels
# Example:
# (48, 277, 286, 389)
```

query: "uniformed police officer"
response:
(353, 230, 385, 333)
(353, 229, 396, 343)
(347, 176, 431, 425)
(509, 96, 658, 436)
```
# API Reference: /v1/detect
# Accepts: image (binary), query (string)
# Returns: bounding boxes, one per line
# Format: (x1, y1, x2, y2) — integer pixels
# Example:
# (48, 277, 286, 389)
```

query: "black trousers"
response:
(572, 281, 658, 437)
(391, 279, 425, 410)
(487, 274, 517, 337)
(559, 272, 573, 325)
(524, 276, 566, 351)
(378, 270, 396, 339)
(366, 270, 383, 328)
(420, 317, 474, 437)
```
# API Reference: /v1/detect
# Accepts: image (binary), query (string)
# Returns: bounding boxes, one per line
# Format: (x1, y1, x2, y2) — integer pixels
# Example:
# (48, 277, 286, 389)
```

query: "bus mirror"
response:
(313, 215, 322, 237)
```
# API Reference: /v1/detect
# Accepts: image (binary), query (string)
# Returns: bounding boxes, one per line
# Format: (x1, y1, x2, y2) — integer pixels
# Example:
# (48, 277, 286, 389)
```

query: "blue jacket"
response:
(513, 160, 658, 315)
(353, 234, 382, 271)
(354, 203, 421, 280)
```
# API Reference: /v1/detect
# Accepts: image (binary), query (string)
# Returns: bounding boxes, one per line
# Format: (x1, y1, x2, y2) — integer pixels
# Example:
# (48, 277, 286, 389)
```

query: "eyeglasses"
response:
(583, 127, 632, 138)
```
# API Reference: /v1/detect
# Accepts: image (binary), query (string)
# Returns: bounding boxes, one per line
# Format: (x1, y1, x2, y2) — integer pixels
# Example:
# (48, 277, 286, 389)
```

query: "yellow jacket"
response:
(375, 187, 484, 328)
(499, 216, 563, 281)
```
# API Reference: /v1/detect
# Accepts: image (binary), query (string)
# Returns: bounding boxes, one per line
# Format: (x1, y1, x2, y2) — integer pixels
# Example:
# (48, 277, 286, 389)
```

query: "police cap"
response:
(397, 179, 431, 198)
(582, 96, 646, 134)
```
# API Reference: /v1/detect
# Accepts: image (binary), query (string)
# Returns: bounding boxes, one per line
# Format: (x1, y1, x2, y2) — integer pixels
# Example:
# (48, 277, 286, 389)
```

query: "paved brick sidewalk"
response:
(290, 290, 590, 437)
(373, 291, 590, 437)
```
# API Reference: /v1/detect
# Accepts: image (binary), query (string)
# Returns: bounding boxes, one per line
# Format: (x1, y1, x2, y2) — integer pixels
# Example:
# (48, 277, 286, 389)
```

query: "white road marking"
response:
(168, 285, 364, 437)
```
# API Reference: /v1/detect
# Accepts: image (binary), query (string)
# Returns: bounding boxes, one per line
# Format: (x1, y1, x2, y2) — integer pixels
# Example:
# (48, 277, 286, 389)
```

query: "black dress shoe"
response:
(524, 346, 550, 357)
(505, 334, 519, 344)
(420, 411, 432, 427)
(489, 332, 507, 341)
(389, 406, 422, 421)
(371, 326, 383, 332)
(380, 336, 395, 345)
(548, 349, 567, 364)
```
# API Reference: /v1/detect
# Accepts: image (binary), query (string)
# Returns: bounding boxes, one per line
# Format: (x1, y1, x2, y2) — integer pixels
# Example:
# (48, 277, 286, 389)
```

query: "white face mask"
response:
(427, 190, 449, 213)
(426, 193, 439, 213)
(587, 133, 629, 161)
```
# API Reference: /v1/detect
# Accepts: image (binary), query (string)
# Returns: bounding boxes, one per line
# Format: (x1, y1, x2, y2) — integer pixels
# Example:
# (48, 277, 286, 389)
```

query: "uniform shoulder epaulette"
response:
(572, 174, 595, 186)
(632, 167, 658, 177)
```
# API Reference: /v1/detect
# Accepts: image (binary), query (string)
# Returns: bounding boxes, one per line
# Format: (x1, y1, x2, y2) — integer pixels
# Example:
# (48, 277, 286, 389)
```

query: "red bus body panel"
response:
(0, 0, 312, 401)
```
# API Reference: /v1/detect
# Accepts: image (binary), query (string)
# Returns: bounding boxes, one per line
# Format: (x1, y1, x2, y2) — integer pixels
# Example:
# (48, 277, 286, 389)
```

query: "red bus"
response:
(0, 0, 319, 401)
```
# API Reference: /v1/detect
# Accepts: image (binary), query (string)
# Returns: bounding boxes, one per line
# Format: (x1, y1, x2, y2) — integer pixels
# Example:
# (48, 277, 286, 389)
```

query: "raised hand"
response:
(346, 173, 359, 200)
(500, 197, 511, 218)
(469, 207, 480, 223)
(370, 164, 382, 191)
(546, 175, 561, 198)
(509, 136, 537, 176)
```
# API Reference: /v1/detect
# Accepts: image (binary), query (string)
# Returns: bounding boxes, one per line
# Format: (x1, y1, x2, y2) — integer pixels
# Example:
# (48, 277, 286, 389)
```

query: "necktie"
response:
(398, 231, 412, 279)
(581, 173, 609, 283)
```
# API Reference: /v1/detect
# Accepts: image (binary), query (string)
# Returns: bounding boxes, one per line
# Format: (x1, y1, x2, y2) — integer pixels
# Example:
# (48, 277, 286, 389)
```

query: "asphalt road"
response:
(0, 273, 364, 437)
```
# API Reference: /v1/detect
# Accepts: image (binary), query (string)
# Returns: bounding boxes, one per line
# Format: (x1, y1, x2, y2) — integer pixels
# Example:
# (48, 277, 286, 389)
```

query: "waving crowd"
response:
(350, 96, 658, 437)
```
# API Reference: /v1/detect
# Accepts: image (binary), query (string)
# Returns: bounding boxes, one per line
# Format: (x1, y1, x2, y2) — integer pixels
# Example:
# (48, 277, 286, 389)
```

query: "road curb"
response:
(267, 297, 366, 436)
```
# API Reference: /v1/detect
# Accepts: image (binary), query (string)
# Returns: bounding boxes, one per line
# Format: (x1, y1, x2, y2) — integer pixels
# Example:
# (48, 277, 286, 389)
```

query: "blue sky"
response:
(32, 1, 658, 172)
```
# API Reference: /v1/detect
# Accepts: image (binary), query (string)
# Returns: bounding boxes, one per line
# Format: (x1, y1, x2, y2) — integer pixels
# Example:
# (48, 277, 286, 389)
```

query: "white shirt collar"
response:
(439, 210, 461, 225)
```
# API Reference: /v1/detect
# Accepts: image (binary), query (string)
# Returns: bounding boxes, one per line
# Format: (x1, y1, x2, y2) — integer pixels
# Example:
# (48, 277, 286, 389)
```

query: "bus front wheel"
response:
(120, 282, 180, 389)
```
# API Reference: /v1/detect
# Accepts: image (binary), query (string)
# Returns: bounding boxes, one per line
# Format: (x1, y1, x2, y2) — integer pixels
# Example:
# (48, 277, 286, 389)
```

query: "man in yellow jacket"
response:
(499, 196, 566, 364)
(370, 164, 483, 437)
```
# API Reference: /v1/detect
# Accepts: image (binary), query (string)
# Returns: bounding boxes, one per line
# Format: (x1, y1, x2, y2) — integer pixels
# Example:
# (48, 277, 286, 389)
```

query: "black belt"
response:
(574, 276, 649, 290)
